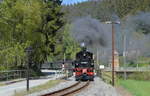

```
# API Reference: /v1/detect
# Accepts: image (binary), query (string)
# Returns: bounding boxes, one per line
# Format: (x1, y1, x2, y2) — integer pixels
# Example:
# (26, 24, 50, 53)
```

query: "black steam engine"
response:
(73, 45, 95, 81)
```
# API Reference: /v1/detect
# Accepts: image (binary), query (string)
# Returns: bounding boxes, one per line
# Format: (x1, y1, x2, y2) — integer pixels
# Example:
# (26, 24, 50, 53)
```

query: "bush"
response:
(128, 72, 150, 80)
(29, 69, 44, 77)
(0, 66, 6, 71)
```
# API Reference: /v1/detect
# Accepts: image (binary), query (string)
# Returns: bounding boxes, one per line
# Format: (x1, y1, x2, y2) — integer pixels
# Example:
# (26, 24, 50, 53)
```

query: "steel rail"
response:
(61, 81, 90, 96)
(42, 81, 90, 96)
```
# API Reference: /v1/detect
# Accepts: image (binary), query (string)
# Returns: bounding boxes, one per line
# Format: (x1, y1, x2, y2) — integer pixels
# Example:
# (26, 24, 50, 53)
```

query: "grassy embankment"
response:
(14, 80, 63, 96)
(102, 71, 150, 96)
(119, 79, 150, 96)
(0, 83, 5, 86)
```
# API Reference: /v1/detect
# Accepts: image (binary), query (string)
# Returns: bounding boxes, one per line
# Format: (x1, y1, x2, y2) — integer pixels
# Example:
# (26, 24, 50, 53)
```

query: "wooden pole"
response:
(112, 23, 115, 86)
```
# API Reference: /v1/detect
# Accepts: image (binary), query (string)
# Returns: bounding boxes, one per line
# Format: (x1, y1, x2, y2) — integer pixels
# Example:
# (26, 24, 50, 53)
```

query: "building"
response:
(109, 50, 120, 68)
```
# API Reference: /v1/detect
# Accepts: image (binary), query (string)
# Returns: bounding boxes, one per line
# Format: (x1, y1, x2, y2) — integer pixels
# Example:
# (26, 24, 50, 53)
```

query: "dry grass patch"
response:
(0, 83, 5, 86)
(14, 80, 63, 96)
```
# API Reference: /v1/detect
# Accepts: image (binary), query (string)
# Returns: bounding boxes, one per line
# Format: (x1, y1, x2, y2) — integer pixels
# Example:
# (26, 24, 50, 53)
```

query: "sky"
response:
(62, 0, 88, 5)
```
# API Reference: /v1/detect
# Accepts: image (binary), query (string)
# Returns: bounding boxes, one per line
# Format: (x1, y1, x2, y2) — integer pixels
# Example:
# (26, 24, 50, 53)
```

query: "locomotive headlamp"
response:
(81, 42, 85, 47)
(83, 53, 86, 56)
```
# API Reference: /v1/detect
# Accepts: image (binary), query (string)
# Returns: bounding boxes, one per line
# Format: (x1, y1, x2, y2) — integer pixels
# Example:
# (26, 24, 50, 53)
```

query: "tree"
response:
(62, 24, 80, 60)
(35, 0, 65, 66)
(0, 0, 65, 71)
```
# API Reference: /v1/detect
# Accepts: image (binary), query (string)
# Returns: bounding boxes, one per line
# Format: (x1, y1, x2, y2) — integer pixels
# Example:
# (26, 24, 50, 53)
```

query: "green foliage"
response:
(0, 0, 81, 72)
(63, 1, 114, 22)
(119, 56, 150, 67)
(63, 0, 150, 20)
(62, 24, 80, 60)
(0, 0, 65, 71)
(0, 41, 29, 70)
(114, 0, 142, 18)
(128, 72, 150, 80)
(98, 0, 150, 19)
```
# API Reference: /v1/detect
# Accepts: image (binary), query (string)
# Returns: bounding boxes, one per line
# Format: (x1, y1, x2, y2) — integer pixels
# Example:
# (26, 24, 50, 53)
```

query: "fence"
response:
(101, 71, 118, 85)
(104, 67, 150, 72)
(0, 69, 73, 81)
(0, 70, 26, 81)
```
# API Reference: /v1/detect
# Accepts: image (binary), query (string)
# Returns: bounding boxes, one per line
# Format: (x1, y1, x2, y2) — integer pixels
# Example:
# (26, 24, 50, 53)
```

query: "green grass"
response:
(0, 83, 5, 86)
(14, 80, 63, 96)
(119, 79, 150, 96)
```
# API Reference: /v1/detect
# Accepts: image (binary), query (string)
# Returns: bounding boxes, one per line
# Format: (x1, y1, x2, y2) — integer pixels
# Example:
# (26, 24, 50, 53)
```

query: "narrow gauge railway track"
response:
(42, 81, 90, 96)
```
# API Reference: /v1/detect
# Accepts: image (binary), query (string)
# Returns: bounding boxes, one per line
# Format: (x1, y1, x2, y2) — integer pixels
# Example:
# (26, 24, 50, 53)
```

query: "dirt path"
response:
(116, 86, 133, 96)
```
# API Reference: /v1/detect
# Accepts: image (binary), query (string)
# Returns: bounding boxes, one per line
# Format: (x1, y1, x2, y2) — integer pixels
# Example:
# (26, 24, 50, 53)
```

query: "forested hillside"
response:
(62, 0, 150, 67)
(0, 0, 79, 72)
(0, 0, 150, 72)
(63, 0, 150, 22)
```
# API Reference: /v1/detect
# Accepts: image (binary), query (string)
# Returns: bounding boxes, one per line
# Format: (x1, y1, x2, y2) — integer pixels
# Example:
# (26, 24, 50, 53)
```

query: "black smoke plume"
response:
(71, 16, 111, 50)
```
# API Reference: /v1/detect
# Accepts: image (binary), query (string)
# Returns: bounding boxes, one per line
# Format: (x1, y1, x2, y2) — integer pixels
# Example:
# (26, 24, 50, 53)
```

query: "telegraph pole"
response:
(105, 21, 120, 86)
(123, 31, 127, 80)
(97, 47, 99, 66)
(97, 47, 100, 77)
(112, 23, 115, 86)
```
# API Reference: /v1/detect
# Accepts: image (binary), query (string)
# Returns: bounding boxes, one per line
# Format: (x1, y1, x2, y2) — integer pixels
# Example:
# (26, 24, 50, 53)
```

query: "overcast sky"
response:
(62, 0, 88, 5)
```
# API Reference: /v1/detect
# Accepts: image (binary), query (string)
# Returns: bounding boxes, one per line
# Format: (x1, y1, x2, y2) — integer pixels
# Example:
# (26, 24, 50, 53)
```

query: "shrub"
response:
(128, 72, 150, 80)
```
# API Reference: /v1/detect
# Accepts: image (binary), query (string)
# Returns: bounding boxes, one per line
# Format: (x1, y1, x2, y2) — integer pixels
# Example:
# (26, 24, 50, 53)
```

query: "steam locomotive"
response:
(73, 44, 95, 81)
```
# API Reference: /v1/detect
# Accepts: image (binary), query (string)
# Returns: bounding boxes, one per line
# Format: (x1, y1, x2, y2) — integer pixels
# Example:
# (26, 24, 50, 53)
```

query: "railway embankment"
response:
(26, 77, 121, 96)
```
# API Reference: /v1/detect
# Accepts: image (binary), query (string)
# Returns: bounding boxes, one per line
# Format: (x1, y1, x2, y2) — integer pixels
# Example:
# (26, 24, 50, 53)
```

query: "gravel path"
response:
(74, 77, 121, 96)
(28, 77, 77, 96)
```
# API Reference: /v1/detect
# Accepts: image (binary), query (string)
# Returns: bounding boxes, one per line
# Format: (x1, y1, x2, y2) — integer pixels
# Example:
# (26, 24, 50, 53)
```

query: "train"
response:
(73, 44, 95, 81)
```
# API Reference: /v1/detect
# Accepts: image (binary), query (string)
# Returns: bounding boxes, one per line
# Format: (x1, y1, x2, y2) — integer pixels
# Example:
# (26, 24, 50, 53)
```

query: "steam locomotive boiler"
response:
(73, 45, 95, 81)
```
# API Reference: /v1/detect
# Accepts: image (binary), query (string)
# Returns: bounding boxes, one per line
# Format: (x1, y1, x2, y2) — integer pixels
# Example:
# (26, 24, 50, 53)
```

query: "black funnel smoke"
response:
(71, 16, 111, 49)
